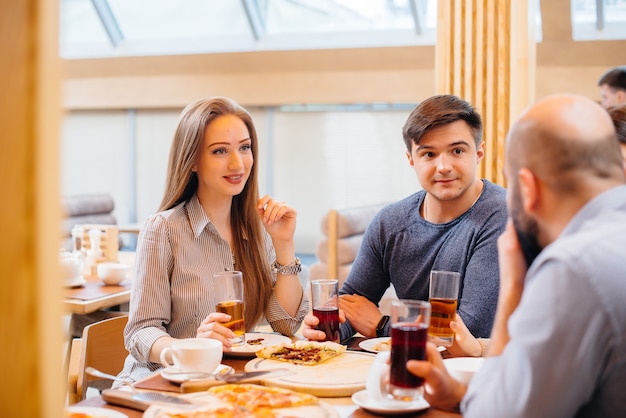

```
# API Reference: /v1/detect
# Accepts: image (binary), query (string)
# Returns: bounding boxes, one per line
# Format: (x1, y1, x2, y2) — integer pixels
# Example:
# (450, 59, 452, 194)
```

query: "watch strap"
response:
(376, 315, 390, 338)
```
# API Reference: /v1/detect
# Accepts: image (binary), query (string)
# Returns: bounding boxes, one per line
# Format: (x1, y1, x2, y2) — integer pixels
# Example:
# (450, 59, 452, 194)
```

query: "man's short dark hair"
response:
(598, 66, 626, 92)
(402, 95, 482, 152)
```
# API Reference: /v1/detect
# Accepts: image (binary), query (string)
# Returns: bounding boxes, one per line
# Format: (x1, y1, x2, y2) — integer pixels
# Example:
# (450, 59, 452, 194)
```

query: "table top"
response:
(62, 252, 135, 314)
(71, 351, 462, 418)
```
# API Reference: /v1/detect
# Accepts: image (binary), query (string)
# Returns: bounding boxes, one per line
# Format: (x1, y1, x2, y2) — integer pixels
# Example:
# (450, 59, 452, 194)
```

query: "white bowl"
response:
(443, 357, 485, 385)
(97, 262, 131, 285)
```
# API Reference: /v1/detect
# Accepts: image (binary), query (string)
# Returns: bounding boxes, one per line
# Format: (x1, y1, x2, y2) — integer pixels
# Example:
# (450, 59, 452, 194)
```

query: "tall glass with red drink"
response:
(310, 279, 340, 343)
(389, 299, 431, 401)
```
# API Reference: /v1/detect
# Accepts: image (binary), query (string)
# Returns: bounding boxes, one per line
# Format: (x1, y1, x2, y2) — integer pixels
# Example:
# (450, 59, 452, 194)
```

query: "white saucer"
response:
(63, 276, 86, 288)
(351, 390, 429, 415)
(160, 364, 232, 384)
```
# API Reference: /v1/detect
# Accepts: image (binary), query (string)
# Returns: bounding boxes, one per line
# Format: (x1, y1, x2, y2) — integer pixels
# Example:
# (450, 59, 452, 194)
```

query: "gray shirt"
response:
(463, 185, 626, 418)
(340, 180, 507, 340)
(116, 194, 308, 384)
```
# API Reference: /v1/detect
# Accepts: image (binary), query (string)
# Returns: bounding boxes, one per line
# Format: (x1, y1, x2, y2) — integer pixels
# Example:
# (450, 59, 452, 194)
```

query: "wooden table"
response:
(62, 252, 135, 314)
(72, 354, 461, 418)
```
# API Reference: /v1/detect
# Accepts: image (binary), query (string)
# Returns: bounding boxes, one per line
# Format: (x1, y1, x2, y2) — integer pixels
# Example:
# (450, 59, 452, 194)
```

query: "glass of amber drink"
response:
(428, 270, 461, 347)
(213, 271, 245, 347)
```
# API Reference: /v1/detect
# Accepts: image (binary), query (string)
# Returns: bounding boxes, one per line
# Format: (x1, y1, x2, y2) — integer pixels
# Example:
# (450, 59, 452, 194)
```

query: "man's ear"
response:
(406, 151, 414, 167)
(475, 141, 485, 164)
(617, 90, 626, 105)
(518, 167, 539, 214)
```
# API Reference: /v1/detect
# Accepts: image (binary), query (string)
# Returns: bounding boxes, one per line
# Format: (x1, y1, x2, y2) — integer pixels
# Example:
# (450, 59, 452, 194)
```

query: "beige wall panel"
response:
(63, 70, 436, 109)
(536, 66, 616, 102)
(64, 47, 435, 78)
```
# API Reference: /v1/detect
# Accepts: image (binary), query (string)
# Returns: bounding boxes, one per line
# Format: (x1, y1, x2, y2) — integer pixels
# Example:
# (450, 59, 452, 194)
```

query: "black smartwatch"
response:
(375, 315, 390, 338)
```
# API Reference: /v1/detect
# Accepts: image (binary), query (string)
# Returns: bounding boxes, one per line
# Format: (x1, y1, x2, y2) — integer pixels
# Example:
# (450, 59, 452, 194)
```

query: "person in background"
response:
(408, 94, 626, 417)
(598, 65, 626, 108)
(116, 97, 308, 385)
(607, 104, 626, 176)
(303, 95, 507, 343)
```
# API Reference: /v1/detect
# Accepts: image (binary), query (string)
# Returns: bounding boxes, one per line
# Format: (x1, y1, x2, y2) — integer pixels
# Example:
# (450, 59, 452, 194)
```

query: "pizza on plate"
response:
(255, 340, 346, 365)
(372, 339, 391, 352)
(162, 384, 318, 418)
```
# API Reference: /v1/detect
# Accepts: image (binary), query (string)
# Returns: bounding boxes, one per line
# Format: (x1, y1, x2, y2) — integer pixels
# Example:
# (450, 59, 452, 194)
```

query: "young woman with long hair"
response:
(116, 97, 308, 384)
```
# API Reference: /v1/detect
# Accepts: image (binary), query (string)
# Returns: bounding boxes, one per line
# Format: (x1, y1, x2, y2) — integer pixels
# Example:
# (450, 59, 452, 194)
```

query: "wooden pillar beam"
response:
(436, 0, 535, 186)
(0, 0, 63, 415)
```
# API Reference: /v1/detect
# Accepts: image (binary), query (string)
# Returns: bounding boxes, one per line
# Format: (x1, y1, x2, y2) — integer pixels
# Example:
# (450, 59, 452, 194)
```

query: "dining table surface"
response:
(62, 251, 135, 314)
(70, 335, 462, 418)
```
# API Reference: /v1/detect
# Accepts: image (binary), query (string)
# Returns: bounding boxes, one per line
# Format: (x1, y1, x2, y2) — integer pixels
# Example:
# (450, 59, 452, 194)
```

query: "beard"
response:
(510, 187, 543, 267)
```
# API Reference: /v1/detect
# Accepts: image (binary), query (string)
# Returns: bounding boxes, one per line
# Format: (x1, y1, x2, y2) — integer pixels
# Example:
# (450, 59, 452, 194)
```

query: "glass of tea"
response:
(310, 279, 340, 343)
(389, 299, 431, 401)
(213, 271, 245, 347)
(428, 270, 461, 347)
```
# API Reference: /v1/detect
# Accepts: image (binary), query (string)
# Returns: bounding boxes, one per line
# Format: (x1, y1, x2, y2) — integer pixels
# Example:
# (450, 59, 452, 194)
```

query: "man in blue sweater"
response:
(303, 95, 507, 342)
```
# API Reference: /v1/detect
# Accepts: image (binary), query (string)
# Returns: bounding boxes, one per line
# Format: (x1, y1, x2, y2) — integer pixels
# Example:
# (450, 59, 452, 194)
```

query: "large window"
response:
(572, 0, 626, 40)
(59, 0, 437, 58)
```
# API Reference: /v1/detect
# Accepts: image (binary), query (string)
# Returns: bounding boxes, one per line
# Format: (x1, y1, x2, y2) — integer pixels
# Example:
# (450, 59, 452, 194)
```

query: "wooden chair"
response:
(67, 314, 129, 404)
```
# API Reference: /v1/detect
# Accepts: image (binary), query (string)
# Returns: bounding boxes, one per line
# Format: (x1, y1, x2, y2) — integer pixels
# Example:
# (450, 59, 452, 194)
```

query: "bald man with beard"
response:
(406, 94, 626, 418)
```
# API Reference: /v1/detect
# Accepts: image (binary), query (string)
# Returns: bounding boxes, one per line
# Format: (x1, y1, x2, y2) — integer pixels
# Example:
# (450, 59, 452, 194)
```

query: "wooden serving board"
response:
(245, 351, 375, 397)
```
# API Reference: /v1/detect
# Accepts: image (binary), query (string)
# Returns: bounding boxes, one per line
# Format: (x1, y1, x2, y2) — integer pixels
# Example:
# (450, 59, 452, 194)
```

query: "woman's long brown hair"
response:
(159, 97, 272, 329)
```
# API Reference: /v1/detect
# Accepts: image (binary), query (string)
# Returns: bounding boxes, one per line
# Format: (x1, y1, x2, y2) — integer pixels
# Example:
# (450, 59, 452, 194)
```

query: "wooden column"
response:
(0, 0, 63, 416)
(436, 0, 535, 186)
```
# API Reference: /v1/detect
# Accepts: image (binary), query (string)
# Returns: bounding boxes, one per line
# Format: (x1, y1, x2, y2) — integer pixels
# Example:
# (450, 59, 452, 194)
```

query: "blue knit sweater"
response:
(339, 180, 507, 341)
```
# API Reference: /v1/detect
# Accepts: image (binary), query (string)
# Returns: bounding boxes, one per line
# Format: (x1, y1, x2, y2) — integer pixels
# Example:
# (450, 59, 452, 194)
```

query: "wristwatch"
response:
(271, 257, 302, 275)
(375, 315, 390, 338)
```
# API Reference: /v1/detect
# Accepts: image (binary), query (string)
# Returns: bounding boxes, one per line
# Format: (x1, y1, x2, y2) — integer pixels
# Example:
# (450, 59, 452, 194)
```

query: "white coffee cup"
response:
(366, 351, 396, 404)
(160, 338, 222, 373)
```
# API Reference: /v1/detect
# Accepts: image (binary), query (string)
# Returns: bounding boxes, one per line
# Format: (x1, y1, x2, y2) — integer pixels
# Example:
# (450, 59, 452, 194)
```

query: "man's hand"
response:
(301, 312, 346, 341)
(489, 219, 528, 355)
(339, 294, 382, 338)
(406, 343, 467, 411)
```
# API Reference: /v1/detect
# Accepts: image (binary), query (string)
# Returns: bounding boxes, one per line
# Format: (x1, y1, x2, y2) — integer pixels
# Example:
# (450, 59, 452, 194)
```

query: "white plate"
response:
(160, 364, 232, 384)
(359, 338, 447, 354)
(359, 337, 391, 353)
(63, 276, 86, 288)
(226, 332, 292, 358)
(351, 390, 430, 415)
(144, 393, 339, 418)
(67, 406, 128, 418)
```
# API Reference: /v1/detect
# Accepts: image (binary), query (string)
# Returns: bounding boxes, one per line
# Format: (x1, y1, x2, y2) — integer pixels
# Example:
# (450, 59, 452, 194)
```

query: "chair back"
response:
(76, 315, 129, 400)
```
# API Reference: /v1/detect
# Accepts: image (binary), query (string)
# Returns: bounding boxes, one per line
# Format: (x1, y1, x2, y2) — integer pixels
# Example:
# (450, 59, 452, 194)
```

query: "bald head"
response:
(506, 94, 624, 194)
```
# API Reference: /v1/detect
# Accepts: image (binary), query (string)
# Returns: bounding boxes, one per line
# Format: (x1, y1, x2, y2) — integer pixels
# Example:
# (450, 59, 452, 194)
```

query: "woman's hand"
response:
(445, 314, 483, 357)
(257, 195, 297, 244)
(196, 313, 237, 350)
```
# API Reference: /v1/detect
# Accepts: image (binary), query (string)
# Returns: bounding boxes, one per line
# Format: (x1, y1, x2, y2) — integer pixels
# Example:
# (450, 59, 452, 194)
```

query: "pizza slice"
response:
(255, 340, 346, 365)
(209, 383, 318, 410)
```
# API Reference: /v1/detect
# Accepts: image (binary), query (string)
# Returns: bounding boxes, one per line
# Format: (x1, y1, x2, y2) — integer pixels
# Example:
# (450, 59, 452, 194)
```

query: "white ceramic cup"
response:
(159, 338, 223, 373)
(366, 351, 393, 404)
